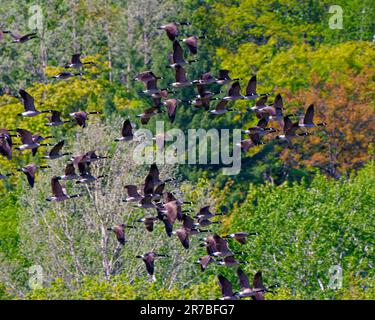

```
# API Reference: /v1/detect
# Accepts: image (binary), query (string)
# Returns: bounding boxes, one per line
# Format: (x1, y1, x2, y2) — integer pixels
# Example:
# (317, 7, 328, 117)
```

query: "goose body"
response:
(46, 177, 81, 202)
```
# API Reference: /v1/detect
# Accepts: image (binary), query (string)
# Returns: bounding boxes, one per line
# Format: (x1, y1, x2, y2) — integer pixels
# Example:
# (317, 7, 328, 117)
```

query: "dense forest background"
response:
(0, 0, 374, 299)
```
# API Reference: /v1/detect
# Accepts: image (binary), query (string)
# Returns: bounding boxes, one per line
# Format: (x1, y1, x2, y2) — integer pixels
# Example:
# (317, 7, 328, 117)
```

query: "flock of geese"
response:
(0, 21, 327, 300)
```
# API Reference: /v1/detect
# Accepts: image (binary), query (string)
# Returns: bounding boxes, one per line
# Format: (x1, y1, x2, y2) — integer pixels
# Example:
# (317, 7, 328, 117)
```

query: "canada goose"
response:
(190, 84, 220, 110)
(195, 206, 224, 219)
(223, 232, 259, 244)
(169, 65, 193, 88)
(137, 216, 159, 232)
(69, 111, 102, 128)
(299, 104, 327, 128)
(276, 116, 310, 142)
(52, 71, 81, 79)
(46, 177, 81, 202)
(210, 100, 233, 115)
(45, 110, 71, 126)
(7, 31, 38, 43)
(247, 95, 269, 112)
(237, 133, 264, 152)
(193, 72, 218, 85)
(30, 133, 55, 156)
(172, 214, 205, 249)
(0, 129, 13, 147)
(255, 94, 284, 122)
(216, 255, 247, 267)
(124, 185, 143, 202)
(17, 163, 49, 188)
(107, 224, 135, 245)
(201, 233, 234, 257)
(142, 78, 162, 96)
(136, 252, 169, 280)
(17, 89, 51, 117)
(0, 137, 12, 160)
(182, 35, 206, 55)
(156, 206, 181, 237)
(195, 217, 221, 228)
(64, 54, 95, 69)
(43, 140, 71, 159)
(196, 255, 214, 272)
(222, 81, 244, 101)
(76, 162, 106, 184)
(158, 22, 191, 41)
(242, 116, 278, 136)
(137, 107, 160, 125)
(236, 268, 274, 300)
(134, 71, 163, 83)
(164, 98, 181, 123)
(217, 275, 239, 300)
(167, 41, 198, 68)
(13, 129, 51, 152)
(136, 195, 156, 209)
(216, 70, 241, 86)
(244, 75, 270, 100)
(58, 162, 80, 181)
(85, 150, 108, 162)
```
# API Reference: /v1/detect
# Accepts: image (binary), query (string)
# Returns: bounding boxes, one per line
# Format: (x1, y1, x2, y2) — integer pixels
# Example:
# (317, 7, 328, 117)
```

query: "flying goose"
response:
(13, 129, 51, 152)
(255, 94, 284, 122)
(45, 110, 72, 126)
(173, 214, 206, 249)
(236, 269, 275, 300)
(216, 255, 247, 267)
(244, 75, 270, 100)
(195, 216, 221, 228)
(167, 40, 198, 68)
(137, 216, 159, 232)
(0, 136, 12, 160)
(124, 185, 143, 202)
(134, 71, 163, 83)
(276, 116, 310, 142)
(210, 100, 233, 115)
(237, 133, 264, 152)
(247, 95, 269, 112)
(164, 98, 181, 123)
(242, 116, 278, 136)
(58, 162, 80, 181)
(217, 275, 239, 300)
(107, 224, 135, 245)
(136, 252, 169, 281)
(64, 54, 95, 69)
(7, 31, 38, 43)
(17, 89, 51, 117)
(222, 81, 244, 101)
(182, 35, 206, 54)
(43, 140, 71, 159)
(46, 177, 81, 202)
(216, 70, 241, 86)
(17, 163, 49, 188)
(52, 71, 81, 80)
(201, 233, 234, 258)
(223, 232, 259, 244)
(169, 65, 193, 88)
(299, 104, 327, 128)
(195, 206, 224, 219)
(69, 110, 102, 128)
(158, 22, 191, 41)
(196, 255, 214, 272)
(137, 107, 161, 125)
(76, 162, 106, 184)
